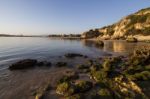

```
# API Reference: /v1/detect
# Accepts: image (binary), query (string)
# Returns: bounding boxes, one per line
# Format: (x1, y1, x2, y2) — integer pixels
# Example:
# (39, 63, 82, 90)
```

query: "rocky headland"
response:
(81, 7, 150, 41)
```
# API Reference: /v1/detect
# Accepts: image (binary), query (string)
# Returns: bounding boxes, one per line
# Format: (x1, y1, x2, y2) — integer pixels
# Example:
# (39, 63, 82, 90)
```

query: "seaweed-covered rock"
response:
(91, 71, 108, 83)
(97, 88, 111, 96)
(107, 75, 146, 99)
(56, 62, 67, 67)
(65, 94, 83, 99)
(9, 59, 37, 70)
(58, 71, 79, 84)
(56, 82, 76, 96)
(75, 80, 93, 92)
(127, 71, 150, 81)
(102, 59, 112, 71)
(86, 59, 94, 66)
(90, 64, 101, 72)
(35, 82, 51, 99)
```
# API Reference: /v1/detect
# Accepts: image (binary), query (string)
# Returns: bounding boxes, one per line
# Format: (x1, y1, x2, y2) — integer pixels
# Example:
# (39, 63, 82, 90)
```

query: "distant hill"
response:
(0, 34, 14, 37)
(81, 7, 150, 40)
(0, 34, 44, 37)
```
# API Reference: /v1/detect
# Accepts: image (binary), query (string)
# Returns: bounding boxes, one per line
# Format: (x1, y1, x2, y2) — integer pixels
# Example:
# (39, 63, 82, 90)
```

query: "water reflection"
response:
(81, 40, 150, 54)
(81, 40, 104, 50)
(0, 37, 149, 69)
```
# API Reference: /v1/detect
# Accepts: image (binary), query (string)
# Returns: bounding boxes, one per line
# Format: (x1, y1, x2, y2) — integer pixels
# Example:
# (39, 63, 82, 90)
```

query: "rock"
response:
(95, 40, 104, 47)
(57, 71, 79, 84)
(65, 94, 83, 99)
(65, 53, 87, 58)
(37, 61, 51, 67)
(56, 62, 67, 67)
(9, 59, 37, 70)
(35, 82, 51, 99)
(126, 37, 138, 42)
(44, 61, 52, 67)
(56, 82, 76, 96)
(37, 61, 44, 66)
(81, 29, 100, 39)
(75, 80, 93, 92)
(90, 71, 108, 83)
(82, 7, 150, 40)
(76, 64, 89, 69)
(97, 88, 111, 96)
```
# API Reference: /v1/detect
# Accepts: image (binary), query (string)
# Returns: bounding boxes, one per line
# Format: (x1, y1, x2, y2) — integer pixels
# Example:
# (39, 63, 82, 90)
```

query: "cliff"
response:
(81, 7, 150, 40)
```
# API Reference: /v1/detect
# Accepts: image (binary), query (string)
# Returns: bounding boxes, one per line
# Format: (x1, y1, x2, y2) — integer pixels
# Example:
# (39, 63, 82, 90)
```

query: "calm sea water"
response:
(0, 37, 149, 71)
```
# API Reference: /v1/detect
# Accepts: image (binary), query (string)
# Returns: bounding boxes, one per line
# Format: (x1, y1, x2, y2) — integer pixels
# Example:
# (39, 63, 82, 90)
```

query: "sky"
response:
(0, 0, 150, 35)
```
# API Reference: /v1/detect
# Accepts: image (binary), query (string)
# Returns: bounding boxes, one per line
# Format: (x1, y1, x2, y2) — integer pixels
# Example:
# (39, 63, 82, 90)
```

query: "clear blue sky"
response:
(0, 0, 149, 35)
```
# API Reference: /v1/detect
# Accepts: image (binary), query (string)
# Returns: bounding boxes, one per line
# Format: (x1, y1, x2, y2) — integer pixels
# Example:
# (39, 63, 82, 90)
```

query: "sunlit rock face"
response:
(112, 18, 130, 38)
(81, 29, 100, 39)
(82, 7, 150, 39)
(114, 76, 142, 94)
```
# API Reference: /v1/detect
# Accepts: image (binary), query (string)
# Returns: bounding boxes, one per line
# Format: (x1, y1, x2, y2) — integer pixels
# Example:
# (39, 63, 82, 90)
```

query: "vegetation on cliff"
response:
(81, 7, 150, 40)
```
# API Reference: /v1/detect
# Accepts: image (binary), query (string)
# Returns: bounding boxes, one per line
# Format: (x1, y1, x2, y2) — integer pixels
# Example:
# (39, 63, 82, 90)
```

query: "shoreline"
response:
(1, 35, 150, 42)
(1, 46, 150, 99)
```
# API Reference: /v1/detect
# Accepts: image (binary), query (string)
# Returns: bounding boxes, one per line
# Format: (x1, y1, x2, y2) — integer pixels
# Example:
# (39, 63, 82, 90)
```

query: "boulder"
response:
(65, 53, 87, 58)
(56, 82, 76, 96)
(75, 80, 93, 92)
(9, 59, 37, 70)
(37, 61, 51, 67)
(56, 62, 67, 67)
(126, 37, 138, 42)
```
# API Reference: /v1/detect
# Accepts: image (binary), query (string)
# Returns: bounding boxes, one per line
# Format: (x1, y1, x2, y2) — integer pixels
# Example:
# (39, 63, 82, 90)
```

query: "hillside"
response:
(81, 7, 150, 40)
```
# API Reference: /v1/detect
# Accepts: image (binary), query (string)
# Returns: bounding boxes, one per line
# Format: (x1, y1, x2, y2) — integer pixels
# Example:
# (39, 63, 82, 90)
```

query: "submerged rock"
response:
(65, 53, 87, 58)
(37, 61, 51, 67)
(76, 64, 89, 69)
(9, 59, 37, 70)
(56, 62, 67, 67)
(75, 80, 93, 92)
(35, 82, 51, 99)
(57, 71, 79, 84)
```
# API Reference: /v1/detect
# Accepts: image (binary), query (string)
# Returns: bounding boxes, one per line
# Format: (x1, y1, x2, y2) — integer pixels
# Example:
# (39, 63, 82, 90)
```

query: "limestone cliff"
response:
(81, 7, 150, 40)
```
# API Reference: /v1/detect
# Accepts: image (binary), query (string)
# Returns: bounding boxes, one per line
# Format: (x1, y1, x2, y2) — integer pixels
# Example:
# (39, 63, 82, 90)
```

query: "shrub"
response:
(126, 14, 149, 28)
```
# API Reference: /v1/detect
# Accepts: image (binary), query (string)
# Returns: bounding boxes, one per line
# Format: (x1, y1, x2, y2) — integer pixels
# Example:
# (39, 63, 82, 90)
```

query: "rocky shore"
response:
(2, 45, 150, 99)
(81, 7, 150, 42)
